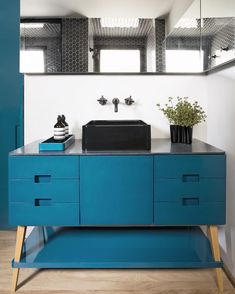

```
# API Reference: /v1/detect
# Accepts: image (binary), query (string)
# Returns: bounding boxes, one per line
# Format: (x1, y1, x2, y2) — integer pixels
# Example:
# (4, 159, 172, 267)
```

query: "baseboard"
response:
(223, 263, 235, 288)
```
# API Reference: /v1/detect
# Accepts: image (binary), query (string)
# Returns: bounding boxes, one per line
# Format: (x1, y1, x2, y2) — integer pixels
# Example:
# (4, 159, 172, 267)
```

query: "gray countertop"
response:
(9, 139, 225, 156)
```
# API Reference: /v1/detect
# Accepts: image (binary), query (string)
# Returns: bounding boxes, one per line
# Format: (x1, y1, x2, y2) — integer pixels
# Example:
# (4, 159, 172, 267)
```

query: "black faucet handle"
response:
(97, 95, 108, 105)
(124, 96, 135, 105)
(112, 98, 120, 113)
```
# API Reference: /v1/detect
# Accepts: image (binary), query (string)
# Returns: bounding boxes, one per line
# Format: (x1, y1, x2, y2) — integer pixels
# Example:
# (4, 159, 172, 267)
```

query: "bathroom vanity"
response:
(9, 139, 226, 291)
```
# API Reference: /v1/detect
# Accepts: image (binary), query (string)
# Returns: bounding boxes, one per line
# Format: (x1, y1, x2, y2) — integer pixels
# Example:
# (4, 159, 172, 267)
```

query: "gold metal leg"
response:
(12, 226, 26, 292)
(208, 225, 223, 292)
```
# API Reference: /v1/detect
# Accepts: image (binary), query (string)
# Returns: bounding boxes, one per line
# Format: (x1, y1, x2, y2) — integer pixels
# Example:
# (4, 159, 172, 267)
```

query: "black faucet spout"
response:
(112, 98, 120, 112)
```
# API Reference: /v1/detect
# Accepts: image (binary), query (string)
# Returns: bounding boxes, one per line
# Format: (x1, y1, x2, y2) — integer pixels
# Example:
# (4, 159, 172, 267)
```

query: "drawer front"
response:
(154, 155, 226, 179)
(9, 203, 79, 226)
(9, 179, 79, 203)
(155, 178, 225, 203)
(154, 202, 225, 225)
(9, 156, 79, 179)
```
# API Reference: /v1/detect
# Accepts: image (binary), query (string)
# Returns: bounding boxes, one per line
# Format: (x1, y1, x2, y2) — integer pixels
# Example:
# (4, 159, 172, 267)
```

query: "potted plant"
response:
(157, 97, 207, 144)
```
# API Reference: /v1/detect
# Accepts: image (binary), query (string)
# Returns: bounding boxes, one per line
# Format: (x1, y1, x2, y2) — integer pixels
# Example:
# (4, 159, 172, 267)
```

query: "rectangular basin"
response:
(82, 120, 151, 151)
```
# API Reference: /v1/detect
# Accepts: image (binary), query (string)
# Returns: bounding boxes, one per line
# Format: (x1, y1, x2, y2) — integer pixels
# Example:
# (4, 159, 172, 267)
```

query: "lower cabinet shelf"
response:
(13, 226, 222, 269)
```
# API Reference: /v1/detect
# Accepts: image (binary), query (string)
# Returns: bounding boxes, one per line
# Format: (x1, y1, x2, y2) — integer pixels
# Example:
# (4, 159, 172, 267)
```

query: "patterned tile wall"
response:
(166, 36, 200, 50)
(146, 21, 156, 72)
(155, 19, 166, 72)
(61, 18, 89, 72)
(88, 19, 94, 72)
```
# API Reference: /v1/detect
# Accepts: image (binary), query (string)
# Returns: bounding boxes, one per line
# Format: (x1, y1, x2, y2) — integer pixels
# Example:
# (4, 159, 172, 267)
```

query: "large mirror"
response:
(165, 0, 202, 72)
(201, 0, 235, 71)
(166, 0, 235, 72)
(20, 0, 235, 74)
(20, 17, 157, 73)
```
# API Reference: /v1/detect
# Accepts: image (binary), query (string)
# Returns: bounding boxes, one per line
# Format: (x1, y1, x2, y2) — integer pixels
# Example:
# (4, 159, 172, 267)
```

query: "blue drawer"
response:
(154, 202, 225, 225)
(154, 155, 226, 179)
(155, 178, 225, 202)
(9, 156, 79, 179)
(9, 202, 79, 226)
(9, 179, 79, 203)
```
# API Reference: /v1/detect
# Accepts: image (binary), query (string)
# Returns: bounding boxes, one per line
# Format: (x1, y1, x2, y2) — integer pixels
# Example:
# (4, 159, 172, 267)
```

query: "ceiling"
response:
(91, 19, 154, 38)
(20, 19, 154, 39)
(20, 23, 61, 38)
(20, 0, 175, 18)
(169, 17, 234, 38)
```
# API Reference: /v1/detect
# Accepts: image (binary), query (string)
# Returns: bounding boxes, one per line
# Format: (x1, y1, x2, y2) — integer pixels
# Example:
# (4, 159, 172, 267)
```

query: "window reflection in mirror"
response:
(100, 50, 141, 72)
(20, 21, 61, 73)
(90, 18, 155, 73)
(165, 0, 201, 73)
(166, 50, 203, 72)
(20, 49, 45, 73)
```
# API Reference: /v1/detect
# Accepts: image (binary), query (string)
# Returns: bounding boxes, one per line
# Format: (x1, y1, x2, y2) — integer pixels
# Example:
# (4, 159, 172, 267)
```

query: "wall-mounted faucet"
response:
(125, 96, 135, 106)
(112, 98, 120, 112)
(97, 95, 108, 105)
(97, 96, 134, 112)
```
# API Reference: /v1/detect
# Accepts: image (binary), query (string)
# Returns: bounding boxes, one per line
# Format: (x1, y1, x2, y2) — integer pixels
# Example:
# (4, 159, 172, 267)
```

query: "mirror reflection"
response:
(201, 0, 235, 70)
(20, 18, 157, 73)
(165, 0, 202, 72)
(20, 21, 62, 73)
(20, 0, 235, 74)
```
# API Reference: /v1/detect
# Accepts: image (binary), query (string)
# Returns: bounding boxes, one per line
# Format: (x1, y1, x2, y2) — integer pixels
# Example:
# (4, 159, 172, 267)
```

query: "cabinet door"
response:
(0, 0, 23, 228)
(80, 156, 153, 225)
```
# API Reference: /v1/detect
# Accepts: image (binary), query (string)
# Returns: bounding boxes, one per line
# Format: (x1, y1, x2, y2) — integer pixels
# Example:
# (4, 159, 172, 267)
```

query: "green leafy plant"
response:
(157, 96, 207, 127)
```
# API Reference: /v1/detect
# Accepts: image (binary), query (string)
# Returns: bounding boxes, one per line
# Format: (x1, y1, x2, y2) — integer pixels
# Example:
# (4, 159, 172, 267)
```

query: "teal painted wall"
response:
(0, 0, 23, 228)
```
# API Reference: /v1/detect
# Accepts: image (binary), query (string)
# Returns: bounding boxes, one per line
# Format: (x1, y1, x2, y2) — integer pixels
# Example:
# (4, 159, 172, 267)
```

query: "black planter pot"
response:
(170, 125, 193, 144)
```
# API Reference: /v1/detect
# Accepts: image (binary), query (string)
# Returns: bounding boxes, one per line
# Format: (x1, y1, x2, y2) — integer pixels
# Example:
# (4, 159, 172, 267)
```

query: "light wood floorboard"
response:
(0, 230, 235, 294)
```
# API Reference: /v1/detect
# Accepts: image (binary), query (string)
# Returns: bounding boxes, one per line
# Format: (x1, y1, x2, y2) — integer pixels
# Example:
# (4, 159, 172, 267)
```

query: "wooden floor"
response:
(0, 231, 235, 294)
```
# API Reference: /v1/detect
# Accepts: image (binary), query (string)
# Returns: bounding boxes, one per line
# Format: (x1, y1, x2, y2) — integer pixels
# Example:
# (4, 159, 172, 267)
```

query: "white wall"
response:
(207, 68, 235, 278)
(24, 74, 207, 144)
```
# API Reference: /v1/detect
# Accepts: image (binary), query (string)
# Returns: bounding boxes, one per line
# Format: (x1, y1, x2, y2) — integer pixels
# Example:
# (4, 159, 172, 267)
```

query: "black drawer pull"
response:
(34, 175, 51, 183)
(182, 174, 199, 182)
(34, 198, 52, 206)
(182, 197, 199, 206)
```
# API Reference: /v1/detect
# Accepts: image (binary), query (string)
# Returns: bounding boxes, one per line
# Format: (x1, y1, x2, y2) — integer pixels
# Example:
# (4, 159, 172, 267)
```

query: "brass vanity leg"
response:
(208, 225, 223, 292)
(12, 226, 26, 292)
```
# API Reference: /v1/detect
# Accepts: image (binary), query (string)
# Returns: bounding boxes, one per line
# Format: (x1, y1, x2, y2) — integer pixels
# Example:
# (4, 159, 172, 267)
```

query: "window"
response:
(100, 50, 140, 72)
(166, 50, 203, 72)
(20, 49, 45, 73)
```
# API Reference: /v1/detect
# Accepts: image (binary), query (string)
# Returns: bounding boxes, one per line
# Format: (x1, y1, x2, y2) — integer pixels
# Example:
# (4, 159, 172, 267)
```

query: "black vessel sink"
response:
(82, 120, 151, 151)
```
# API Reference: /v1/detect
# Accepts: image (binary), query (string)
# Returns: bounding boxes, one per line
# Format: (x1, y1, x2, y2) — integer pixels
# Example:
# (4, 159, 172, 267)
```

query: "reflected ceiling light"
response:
(101, 18, 139, 28)
(175, 18, 198, 29)
(20, 23, 44, 29)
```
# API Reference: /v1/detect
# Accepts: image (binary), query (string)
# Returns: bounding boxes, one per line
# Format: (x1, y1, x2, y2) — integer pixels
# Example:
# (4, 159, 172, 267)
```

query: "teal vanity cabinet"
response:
(8, 139, 226, 292)
(80, 156, 153, 225)
(9, 156, 80, 226)
(154, 155, 226, 225)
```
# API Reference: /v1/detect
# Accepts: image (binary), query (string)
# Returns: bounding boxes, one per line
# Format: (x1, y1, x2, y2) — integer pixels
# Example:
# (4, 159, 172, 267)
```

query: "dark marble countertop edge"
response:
(9, 139, 225, 156)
